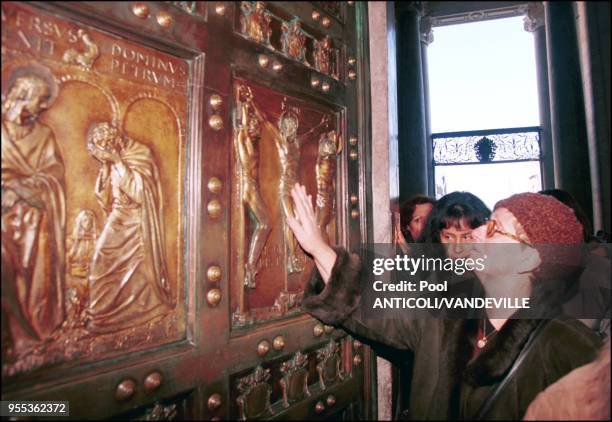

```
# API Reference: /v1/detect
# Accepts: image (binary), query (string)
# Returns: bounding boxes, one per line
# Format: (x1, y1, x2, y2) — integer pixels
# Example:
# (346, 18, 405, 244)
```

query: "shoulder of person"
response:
(538, 319, 601, 373)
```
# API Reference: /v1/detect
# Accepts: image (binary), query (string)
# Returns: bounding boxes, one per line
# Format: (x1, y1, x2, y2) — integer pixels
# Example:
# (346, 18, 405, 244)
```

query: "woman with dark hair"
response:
(421, 191, 491, 258)
(399, 195, 435, 243)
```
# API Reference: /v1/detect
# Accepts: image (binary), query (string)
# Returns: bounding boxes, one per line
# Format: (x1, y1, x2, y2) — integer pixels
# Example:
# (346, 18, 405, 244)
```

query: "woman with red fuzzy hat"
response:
(287, 184, 604, 420)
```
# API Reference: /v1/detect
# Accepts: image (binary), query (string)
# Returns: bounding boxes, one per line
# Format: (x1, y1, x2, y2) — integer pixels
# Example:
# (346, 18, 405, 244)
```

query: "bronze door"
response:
(1, 1, 373, 419)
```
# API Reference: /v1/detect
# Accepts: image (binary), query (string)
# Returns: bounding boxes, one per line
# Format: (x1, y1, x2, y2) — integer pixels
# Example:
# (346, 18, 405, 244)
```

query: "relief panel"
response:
(1, 1, 190, 377)
(235, 2, 341, 80)
(229, 78, 342, 329)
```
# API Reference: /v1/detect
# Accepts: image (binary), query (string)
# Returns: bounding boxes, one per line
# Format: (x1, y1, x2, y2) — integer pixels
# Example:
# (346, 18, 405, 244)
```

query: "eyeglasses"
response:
(485, 219, 533, 247)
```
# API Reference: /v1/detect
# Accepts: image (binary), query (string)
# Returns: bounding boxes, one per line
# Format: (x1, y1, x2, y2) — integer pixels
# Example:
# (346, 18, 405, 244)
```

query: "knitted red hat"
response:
(494, 192, 583, 279)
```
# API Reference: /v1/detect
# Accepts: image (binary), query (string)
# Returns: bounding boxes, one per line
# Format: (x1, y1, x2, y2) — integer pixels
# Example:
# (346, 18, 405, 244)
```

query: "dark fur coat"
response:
(302, 247, 602, 420)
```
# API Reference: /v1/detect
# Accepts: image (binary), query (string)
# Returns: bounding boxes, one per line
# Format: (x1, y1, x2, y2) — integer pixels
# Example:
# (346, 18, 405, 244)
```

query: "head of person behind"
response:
(399, 195, 435, 243)
(539, 189, 594, 243)
(421, 191, 491, 258)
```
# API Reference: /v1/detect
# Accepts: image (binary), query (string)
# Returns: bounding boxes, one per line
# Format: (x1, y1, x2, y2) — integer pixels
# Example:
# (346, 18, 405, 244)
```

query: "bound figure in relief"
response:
(316, 129, 342, 236)
(1, 65, 66, 357)
(247, 97, 328, 273)
(240, 1, 272, 46)
(67, 209, 98, 278)
(313, 36, 333, 76)
(85, 122, 173, 334)
(234, 84, 271, 288)
(281, 17, 307, 63)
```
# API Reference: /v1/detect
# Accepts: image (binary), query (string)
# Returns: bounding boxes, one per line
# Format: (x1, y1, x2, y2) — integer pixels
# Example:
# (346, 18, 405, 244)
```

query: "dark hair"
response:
(400, 195, 435, 242)
(420, 192, 491, 243)
(539, 189, 593, 242)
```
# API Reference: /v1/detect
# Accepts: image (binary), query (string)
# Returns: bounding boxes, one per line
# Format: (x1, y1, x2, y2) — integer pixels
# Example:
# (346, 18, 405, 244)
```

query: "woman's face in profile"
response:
(470, 207, 541, 277)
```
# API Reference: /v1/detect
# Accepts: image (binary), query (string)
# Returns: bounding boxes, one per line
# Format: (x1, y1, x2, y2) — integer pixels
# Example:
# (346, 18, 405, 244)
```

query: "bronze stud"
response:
(326, 395, 336, 407)
(349, 149, 358, 160)
(348, 56, 357, 66)
(315, 401, 325, 413)
(312, 10, 321, 21)
(215, 3, 226, 15)
(258, 54, 269, 68)
(322, 16, 331, 28)
(143, 372, 162, 392)
(209, 94, 223, 110)
(321, 82, 330, 92)
(207, 177, 222, 194)
(131, 3, 149, 19)
(207, 393, 222, 411)
(324, 324, 334, 334)
(350, 194, 358, 205)
(349, 136, 357, 146)
(348, 69, 357, 80)
(207, 199, 222, 218)
(353, 339, 362, 349)
(156, 11, 173, 28)
(272, 61, 283, 72)
(351, 209, 360, 219)
(209, 115, 224, 131)
(353, 354, 362, 366)
(313, 323, 324, 337)
(115, 379, 136, 401)
(273, 335, 285, 350)
(311, 78, 321, 88)
(257, 340, 270, 356)
(206, 288, 222, 307)
(207, 265, 222, 282)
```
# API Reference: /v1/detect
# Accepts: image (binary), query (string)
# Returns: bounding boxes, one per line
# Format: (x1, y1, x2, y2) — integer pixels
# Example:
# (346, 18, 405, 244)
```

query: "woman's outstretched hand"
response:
(286, 183, 337, 284)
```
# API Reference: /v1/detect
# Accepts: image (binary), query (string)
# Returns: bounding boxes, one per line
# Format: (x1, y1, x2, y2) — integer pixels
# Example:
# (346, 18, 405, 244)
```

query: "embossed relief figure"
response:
(314, 36, 333, 76)
(85, 122, 173, 334)
(281, 18, 307, 63)
(1, 66, 66, 357)
(234, 85, 271, 288)
(248, 97, 327, 274)
(316, 129, 341, 236)
(67, 209, 98, 278)
(240, 1, 272, 45)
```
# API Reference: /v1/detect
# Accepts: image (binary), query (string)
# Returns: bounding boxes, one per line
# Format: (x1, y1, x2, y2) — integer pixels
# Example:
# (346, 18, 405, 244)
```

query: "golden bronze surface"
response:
(315, 401, 325, 413)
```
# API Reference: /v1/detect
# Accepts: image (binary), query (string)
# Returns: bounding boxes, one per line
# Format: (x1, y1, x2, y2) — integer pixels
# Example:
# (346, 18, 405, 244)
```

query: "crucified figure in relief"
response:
(248, 96, 328, 274)
(234, 85, 271, 288)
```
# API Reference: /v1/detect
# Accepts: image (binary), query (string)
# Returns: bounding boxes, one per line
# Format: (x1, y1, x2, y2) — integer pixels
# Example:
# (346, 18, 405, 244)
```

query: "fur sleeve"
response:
(301, 246, 362, 325)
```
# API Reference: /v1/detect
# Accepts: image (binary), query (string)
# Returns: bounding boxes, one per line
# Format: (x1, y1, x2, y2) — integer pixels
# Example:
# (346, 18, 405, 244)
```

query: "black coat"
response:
(302, 247, 602, 420)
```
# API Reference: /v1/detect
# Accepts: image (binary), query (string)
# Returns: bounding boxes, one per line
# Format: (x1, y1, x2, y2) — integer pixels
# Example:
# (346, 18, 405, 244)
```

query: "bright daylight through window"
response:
(428, 16, 542, 209)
